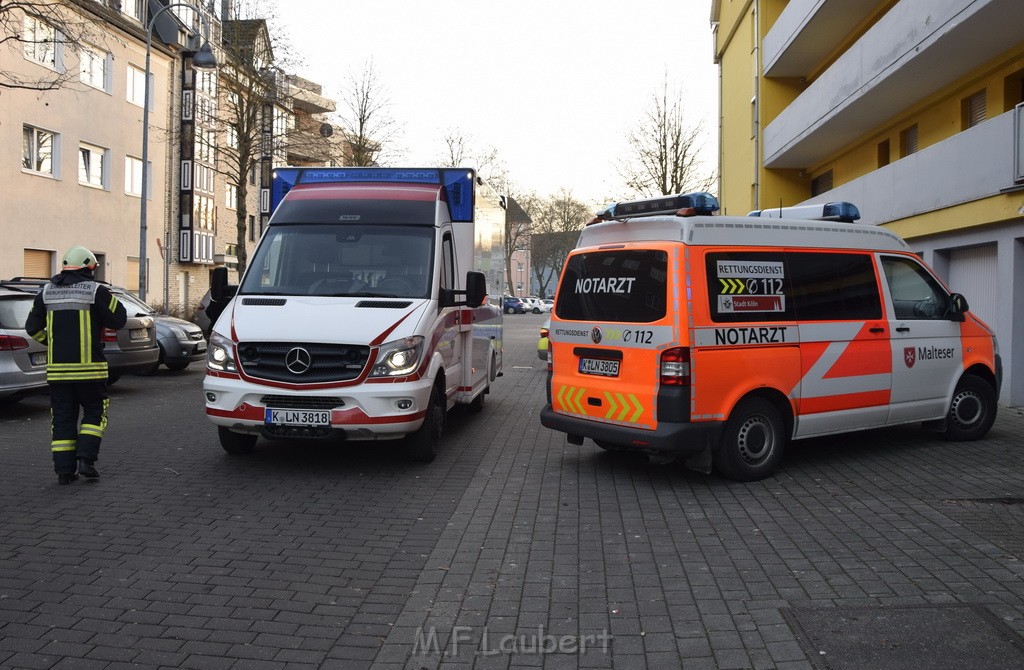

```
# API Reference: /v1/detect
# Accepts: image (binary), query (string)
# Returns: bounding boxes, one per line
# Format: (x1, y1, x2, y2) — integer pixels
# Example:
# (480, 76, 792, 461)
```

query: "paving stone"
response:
(2, 322, 1024, 667)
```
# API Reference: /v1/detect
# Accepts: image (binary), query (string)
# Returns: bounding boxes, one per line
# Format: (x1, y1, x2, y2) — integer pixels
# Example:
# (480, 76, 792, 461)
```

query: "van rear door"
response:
(549, 246, 677, 432)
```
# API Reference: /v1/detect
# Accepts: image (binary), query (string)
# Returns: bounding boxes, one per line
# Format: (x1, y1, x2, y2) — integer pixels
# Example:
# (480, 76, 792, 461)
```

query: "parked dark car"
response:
(503, 296, 527, 314)
(0, 284, 48, 402)
(3, 277, 159, 383)
(109, 287, 206, 371)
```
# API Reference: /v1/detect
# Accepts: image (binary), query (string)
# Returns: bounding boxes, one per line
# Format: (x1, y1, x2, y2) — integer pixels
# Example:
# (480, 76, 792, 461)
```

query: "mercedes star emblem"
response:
(285, 347, 312, 374)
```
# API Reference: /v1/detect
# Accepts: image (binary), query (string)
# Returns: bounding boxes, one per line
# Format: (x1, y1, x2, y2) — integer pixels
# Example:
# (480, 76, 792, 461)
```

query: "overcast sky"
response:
(271, 0, 718, 205)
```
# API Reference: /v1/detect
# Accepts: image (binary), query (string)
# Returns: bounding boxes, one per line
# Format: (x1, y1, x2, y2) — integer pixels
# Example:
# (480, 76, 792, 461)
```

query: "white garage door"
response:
(946, 244, 998, 332)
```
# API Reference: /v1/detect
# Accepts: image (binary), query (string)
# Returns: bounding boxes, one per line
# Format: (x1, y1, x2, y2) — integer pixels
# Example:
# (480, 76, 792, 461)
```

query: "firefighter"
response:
(25, 246, 127, 485)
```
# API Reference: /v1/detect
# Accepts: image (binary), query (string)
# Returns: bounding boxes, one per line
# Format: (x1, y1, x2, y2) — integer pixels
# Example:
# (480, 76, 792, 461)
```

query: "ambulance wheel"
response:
(219, 427, 257, 454)
(942, 375, 996, 441)
(715, 398, 784, 481)
(407, 385, 444, 462)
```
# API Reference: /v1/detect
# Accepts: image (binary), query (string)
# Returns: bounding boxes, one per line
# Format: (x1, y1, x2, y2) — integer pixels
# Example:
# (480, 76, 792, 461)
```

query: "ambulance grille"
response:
(236, 342, 369, 383)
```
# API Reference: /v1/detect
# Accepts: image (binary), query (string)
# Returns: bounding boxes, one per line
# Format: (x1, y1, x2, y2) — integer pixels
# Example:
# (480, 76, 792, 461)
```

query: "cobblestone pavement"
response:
(2, 315, 1024, 669)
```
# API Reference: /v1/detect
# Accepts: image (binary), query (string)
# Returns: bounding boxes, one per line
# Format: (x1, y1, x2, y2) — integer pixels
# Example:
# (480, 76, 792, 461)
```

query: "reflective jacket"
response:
(25, 271, 127, 383)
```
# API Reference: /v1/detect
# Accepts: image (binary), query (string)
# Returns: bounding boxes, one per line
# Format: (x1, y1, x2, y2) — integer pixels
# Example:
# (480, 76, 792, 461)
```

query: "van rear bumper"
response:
(540, 405, 723, 455)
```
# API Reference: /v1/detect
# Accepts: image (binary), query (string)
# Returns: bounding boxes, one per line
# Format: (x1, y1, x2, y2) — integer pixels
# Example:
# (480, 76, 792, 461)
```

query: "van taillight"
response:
(0, 335, 29, 351)
(101, 328, 118, 343)
(659, 347, 690, 386)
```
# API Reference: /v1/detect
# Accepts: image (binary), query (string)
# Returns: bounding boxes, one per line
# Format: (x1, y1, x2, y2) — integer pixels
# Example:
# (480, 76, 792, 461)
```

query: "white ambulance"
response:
(204, 168, 505, 462)
(540, 194, 1001, 480)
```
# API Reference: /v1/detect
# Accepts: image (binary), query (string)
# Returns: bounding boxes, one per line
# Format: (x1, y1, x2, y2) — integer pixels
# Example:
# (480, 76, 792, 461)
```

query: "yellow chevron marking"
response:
(719, 278, 746, 294)
(628, 394, 644, 422)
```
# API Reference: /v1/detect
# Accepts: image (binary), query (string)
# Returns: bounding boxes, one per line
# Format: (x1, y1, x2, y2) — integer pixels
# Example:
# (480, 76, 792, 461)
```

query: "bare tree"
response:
(437, 129, 509, 188)
(501, 190, 536, 298)
(337, 58, 398, 166)
(0, 0, 108, 91)
(618, 77, 716, 197)
(528, 189, 591, 299)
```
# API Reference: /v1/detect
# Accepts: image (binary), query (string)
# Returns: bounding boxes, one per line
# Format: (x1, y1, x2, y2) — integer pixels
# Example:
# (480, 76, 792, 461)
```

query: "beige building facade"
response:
(1, 0, 180, 293)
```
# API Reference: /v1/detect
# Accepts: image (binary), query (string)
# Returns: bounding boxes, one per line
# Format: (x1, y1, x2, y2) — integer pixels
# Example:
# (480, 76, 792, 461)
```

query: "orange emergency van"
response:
(539, 194, 1001, 481)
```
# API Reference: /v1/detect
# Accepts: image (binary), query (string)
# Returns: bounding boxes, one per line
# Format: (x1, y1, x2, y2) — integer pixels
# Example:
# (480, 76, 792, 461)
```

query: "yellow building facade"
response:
(713, 0, 1024, 406)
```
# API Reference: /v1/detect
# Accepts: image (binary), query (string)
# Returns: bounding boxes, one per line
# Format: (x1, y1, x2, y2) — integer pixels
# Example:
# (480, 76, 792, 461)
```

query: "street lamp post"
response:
(138, 2, 217, 303)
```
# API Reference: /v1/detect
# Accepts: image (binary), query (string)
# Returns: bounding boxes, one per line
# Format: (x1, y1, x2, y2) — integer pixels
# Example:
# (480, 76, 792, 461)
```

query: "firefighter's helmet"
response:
(62, 246, 98, 271)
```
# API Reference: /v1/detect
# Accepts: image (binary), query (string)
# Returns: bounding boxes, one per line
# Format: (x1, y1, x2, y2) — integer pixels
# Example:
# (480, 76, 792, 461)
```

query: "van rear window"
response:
(556, 250, 667, 323)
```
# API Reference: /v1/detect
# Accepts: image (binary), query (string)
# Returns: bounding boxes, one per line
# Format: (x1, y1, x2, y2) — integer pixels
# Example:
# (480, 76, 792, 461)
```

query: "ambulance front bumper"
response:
(203, 372, 433, 440)
(540, 405, 723, 455)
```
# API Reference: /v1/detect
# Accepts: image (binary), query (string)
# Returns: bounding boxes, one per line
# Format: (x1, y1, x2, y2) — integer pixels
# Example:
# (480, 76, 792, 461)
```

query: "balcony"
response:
(283, 75, 336, 114)
(801, 109, 1019, 225)
(763, 0, 1022, 169)
(763, 0, 877, 78)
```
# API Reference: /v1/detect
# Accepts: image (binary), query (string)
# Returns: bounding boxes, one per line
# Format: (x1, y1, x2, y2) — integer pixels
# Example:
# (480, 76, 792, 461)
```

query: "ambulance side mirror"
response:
(210, 267, 237, 301)
(439, 271, 486, 308)
(465, 271, 486, 308)
(947, 293, 968, 322)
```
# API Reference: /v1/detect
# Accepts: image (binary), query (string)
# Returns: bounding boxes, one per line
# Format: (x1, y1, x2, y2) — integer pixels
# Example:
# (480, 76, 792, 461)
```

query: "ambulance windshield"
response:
(239, 224, 434, 298)
(555, 250, 668, 323)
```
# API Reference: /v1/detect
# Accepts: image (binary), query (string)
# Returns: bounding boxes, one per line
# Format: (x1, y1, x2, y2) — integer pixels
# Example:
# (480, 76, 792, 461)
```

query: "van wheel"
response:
(715, 398, 785, 481)
(219, 427, 257, 454)
(942, 375, 996, 441)
(407, 385, 444, 462)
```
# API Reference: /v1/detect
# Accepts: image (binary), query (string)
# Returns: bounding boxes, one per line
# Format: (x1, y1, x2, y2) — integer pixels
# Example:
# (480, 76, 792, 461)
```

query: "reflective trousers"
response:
(49, 382, 108, 475)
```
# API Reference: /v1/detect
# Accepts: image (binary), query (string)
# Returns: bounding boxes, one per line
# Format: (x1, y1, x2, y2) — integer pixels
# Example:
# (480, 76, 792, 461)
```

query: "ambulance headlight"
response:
(207, 332, 237, 373)
(371, 336, 424, 377)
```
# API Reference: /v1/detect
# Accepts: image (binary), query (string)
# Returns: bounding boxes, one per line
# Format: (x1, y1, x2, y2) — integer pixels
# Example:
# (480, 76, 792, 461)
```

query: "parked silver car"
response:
(3, 277, 159, 384)
(109, 287, 206, 371)
(0, 285, 48, 402)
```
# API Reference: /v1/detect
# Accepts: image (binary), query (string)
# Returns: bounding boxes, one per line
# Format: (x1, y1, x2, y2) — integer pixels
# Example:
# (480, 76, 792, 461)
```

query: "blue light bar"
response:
(747, 201, 861, 223)
(595, 191, 720, 221)
(821, 201, 860, 223)
(269, 167, 477, 222)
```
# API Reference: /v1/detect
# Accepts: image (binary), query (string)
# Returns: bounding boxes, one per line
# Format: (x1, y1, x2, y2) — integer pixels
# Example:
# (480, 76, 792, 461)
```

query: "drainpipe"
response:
(753, 0, 761, 209)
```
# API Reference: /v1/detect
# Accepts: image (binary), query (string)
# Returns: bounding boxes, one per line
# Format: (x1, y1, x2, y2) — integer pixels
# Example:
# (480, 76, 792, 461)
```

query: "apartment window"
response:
(125, 156, 150, 197)
(811, 170, 833, 197)
(248, 215, 256, 242)
(126, 65, 149, 107)
(226, 183, 238, 210)
(23, 125, 58, 176)
(877, 139, 890, 168)
(962, 90, 986, 129)
(1002, 69, 1024, 111)
(23, 15, 59, 69)
(900, 125, 919, 158)
(80, 45, 111, 91)
(122, 0, 145, 22)
(78, 143, 108, 188)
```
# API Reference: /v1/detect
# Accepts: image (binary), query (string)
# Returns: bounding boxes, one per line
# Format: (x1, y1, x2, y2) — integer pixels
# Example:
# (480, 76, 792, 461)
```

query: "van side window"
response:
(706, 252, 794, 323)
(881, 255, 949, 319)
(789, 252, 881, 321)
(441, 233, 455, 291)
(707, 251, 880, 322)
